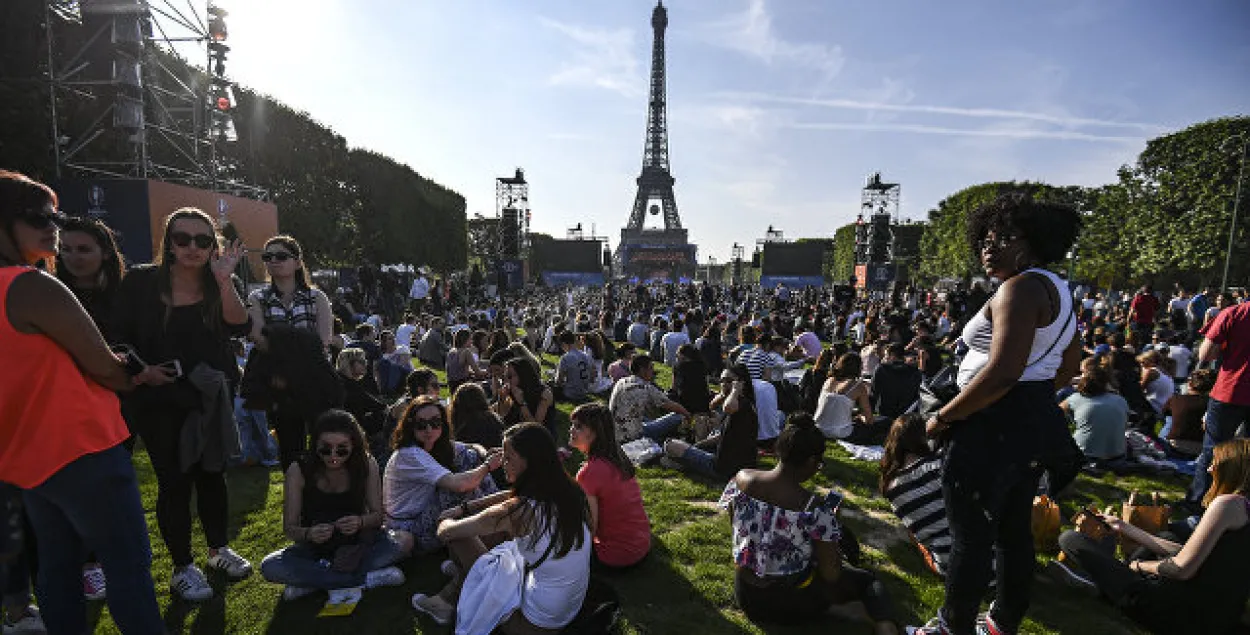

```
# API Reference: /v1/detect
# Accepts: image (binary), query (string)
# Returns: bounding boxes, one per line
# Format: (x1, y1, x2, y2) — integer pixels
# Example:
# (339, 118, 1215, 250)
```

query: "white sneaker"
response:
(281, 585, 317, 601)
(170, 565, 214, 602)
(439, 559, 460, 578)
(82, 564, 107, 601)
(206, 547, 253, 580)
(1, 605, 46, 635)
(364, 566, 405, 589)
(326, 587, 363, 606)
(411, 593, 454, 626)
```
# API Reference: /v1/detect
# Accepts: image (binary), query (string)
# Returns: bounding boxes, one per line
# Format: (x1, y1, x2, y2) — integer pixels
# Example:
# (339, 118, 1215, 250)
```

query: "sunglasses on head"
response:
(411, 416, 443, 431)
(170, 231, 215, 249)
(316, 444, 351, 458)
(19, 209, 68, 230)
(261, 251, 294, 263)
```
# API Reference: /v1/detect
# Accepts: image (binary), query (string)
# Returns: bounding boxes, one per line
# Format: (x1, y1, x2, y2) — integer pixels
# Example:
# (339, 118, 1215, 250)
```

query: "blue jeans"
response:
(678, 446, 717, 476)
(21, 445, 163, 635)
(641, 412, 685, 443)
(260, 533, 406, 589)
(1188, 398, 1250, 502)
(234, 397, 278, 465)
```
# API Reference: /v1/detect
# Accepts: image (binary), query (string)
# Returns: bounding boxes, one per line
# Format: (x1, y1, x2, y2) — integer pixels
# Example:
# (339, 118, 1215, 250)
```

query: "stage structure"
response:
(490, 168, 529, 291)
(854, 172, 900, 291)
(45, 0, 265, 200)
(617, 0, 696, 283)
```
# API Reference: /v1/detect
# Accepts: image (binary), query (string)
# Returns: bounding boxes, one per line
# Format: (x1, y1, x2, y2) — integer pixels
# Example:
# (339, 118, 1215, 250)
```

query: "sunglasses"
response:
(410, 416, 443, 431)
(317, 444, 351, 458)
(262, 251, 294, 263)
(19, 209, 68, 230)
(170, 231, 216, 249)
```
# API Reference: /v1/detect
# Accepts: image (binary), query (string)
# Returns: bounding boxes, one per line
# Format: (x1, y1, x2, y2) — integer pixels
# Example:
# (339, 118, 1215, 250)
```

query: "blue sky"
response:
(202, 0, 1249, 262)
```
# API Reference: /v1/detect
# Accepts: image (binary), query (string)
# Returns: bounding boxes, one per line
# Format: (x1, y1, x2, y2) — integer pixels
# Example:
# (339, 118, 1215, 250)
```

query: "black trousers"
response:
(939, 382, 1058, 635)
(734, 565, 896, 625)
(136, 405, 229, 568)
(271, 405, 310, 470)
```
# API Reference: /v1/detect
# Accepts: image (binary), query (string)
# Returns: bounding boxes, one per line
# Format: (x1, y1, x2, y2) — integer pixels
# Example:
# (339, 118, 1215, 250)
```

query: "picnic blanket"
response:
(838, 441, 885, 462)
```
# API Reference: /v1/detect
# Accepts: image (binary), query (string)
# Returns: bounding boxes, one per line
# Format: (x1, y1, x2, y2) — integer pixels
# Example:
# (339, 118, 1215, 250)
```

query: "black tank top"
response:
(301, 469, 365, 556)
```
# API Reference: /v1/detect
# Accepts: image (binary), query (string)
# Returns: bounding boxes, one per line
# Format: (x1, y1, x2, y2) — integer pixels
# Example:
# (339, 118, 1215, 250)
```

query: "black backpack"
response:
(562, 577, 622, 635)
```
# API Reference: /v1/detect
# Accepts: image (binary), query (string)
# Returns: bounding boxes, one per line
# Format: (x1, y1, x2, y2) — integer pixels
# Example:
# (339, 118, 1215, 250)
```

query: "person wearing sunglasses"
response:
(383, 395, 503, 554)
(243, 235, 335, 469)
(110, 207, 254, 601)
(413, 423, 591, 631)
(260, 409, 411, 602)
(0, 170, 164, 634)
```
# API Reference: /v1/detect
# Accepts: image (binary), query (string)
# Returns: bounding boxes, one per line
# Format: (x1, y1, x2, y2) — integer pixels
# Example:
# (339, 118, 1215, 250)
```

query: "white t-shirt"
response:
(409, 276, 430, 300)
(1169, 345, 1193, 378)
(395, 323, 417, 349)
(518, 509, 592, 629)
(751, 379, 783, 441)
(795, 331, 822, 359)
(383, 446, 451, 524)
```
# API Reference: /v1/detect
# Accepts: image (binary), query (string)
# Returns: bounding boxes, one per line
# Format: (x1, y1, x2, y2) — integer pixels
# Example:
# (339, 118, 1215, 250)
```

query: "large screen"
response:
(537, 239, 602, 273)
(762, 242, 825, 277)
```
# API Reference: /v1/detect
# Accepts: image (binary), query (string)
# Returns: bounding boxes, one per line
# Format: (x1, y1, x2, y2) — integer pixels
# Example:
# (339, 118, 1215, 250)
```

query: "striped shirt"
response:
(884, 457, 951, 575)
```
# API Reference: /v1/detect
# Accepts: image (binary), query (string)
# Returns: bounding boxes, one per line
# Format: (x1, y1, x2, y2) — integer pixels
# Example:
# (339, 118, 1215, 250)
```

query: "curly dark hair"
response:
(966, 192, 1083, 266)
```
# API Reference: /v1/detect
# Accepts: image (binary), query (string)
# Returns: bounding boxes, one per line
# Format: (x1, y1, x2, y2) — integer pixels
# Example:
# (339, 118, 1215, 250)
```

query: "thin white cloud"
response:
(701, 0, 844, 81)
(723, 91, 1166, 132)
(785, 121, 1145, 143)
(540, 17, 644, 98)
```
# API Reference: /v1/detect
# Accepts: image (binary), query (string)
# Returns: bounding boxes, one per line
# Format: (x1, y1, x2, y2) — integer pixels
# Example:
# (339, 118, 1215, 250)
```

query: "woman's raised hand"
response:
(211, 239, 245, 282)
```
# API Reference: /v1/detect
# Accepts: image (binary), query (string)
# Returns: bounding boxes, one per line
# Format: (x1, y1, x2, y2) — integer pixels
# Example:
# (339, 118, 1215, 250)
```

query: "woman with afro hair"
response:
(911, 193, 1084, 635)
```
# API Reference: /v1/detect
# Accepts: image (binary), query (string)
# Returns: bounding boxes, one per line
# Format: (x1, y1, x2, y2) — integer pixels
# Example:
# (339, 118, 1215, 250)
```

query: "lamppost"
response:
(1221, 133, 1248, 293)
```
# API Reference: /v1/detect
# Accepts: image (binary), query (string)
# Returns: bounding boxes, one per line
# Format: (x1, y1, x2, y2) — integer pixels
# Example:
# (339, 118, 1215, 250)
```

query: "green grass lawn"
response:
(85, 357, 1193, 635)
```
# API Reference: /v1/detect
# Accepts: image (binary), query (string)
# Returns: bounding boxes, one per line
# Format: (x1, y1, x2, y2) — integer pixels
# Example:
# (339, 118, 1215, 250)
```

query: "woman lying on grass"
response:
(719, 413, 900, 634)
(1054, 438, 1250, 634)
(412, 423, 592, 633)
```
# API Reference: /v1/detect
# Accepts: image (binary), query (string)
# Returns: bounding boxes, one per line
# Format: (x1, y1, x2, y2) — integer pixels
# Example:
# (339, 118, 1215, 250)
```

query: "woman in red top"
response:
(568, 402, 651, 568)
(0, 170, 164, 635)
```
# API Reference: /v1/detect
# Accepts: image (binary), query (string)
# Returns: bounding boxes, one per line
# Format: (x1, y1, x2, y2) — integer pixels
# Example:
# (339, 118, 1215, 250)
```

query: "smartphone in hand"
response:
(158, 360, 183, 379)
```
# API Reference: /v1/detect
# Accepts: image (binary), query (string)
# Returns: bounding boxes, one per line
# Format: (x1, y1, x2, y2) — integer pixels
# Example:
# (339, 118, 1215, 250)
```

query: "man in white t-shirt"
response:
(1168, 337, 1193, 382)
(395, 313, 418, 349)
(409, 268, 431, 313)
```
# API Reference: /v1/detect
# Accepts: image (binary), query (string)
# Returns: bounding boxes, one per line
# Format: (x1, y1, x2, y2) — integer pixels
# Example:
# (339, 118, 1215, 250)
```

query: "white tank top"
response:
(813, 380, 860, 439)
(518, 507, 592, 629)
(957, 268, 1075, 388)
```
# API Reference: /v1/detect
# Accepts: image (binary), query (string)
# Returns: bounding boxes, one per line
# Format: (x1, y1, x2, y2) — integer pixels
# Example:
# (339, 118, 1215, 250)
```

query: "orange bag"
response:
(1120, 491, 1170, 554)
(1032, 495, 1062, 553)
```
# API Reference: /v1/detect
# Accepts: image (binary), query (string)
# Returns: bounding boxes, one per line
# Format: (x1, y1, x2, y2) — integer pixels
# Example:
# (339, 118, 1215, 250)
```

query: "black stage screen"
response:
(537, 239, 603, 273)
(761, 242, 825, 277)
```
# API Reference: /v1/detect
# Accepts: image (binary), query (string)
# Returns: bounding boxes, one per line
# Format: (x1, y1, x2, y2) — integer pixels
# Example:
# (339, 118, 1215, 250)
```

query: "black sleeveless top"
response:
(301, 468, 366, 557)
(1123, 495, 1250, 634)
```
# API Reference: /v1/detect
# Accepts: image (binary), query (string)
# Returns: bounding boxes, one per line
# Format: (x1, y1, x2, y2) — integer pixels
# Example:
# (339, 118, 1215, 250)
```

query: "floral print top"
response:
(718, 480, 842, 578)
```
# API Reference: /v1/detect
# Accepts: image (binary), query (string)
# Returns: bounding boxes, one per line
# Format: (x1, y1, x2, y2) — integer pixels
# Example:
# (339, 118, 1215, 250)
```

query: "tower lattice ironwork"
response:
(626, 0, 680, 231)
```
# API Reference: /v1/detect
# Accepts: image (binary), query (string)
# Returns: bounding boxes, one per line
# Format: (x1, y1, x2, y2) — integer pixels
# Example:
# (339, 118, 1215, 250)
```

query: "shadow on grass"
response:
(263, 556, 434, 635)
(608, 539, 750, 634)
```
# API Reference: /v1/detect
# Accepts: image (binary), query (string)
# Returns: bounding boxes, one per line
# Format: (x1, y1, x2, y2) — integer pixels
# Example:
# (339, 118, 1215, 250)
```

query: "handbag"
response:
(1031, 495, 1062, 553)
(915, 364, 960, 417)
(1120, 491, 1170, 555)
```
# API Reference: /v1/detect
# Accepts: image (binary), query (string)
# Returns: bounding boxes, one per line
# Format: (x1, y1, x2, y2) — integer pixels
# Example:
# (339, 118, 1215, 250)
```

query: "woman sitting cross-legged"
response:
(260, 410, 413, 601)
(1054, 438, 1250, 635)
(411, 423, 592, 632)
(568, 402, 652, 569)
(719, 414, 899, 633)
(383, 395, 503, 554)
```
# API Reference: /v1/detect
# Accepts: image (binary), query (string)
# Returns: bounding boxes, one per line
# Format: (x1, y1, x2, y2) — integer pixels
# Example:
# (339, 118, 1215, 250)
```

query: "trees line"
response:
(825, 115, 1248, 290)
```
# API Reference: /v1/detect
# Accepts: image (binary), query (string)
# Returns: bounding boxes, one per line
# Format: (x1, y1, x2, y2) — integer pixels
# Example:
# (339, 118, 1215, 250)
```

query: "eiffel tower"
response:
(619, 0, 695, 282)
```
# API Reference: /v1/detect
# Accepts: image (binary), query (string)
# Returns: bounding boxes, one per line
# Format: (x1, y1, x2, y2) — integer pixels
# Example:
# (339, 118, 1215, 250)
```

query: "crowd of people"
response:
(2, 169, 1250, 635)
